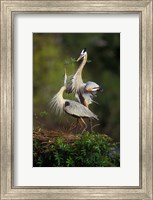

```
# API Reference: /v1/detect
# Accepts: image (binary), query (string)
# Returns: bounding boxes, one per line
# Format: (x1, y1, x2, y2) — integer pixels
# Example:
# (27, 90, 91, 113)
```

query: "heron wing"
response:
(85, 81, 102, 92)
(64, 100, 98, 120)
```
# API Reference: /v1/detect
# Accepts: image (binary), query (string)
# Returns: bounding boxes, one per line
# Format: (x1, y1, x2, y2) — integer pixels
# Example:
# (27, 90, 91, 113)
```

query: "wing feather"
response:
(85, 81, 101, 92)
(64, 100, 98, 120)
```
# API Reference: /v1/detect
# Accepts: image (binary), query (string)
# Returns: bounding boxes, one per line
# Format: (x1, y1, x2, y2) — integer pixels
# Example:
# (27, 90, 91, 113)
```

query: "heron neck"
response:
(76, 53, 87, 75)
(51, 85, 66, 116)
(59, 86, 66, 98)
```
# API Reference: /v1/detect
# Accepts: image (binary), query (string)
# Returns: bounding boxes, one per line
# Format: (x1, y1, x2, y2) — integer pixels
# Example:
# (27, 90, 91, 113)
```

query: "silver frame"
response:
(1, 1, 152, 199)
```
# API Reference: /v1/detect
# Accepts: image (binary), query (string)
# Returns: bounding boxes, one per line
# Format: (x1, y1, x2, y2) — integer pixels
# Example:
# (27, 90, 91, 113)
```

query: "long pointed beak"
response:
(77, 54, 83, 62)
(64, 68, 66, 75)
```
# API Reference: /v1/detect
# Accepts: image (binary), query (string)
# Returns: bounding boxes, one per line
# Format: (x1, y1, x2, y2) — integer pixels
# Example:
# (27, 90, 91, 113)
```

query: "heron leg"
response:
(80, 118, 87, 133)
(76, 118, 87, 133)
(69, 118, 84, 133)
(75, 118, 82, 133)
(78, 118, 83, 128)
(69, 120, 78, 132)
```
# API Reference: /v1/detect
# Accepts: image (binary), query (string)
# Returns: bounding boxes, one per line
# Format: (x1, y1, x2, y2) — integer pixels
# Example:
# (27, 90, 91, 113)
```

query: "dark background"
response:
(33, 33, 120, 141)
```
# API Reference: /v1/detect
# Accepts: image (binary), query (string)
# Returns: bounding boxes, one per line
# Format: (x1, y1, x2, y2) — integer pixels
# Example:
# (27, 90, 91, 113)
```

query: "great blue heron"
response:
(50, 70, 99, 133)
(66, 48, 102, 107)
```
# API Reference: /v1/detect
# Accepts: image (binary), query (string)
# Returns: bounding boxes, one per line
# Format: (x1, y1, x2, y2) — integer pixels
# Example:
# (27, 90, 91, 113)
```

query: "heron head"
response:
(77, 48, 87, 61)
(64, 68, 67, 86)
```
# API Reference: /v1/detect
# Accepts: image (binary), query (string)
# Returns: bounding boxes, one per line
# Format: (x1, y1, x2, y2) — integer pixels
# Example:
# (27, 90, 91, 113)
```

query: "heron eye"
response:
(65, 101, 70, 107)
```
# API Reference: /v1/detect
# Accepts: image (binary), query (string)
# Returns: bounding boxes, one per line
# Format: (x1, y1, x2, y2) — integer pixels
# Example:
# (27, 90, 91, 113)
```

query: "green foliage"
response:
(33, 132, 120, 167)
(64, 57, 92, 66)
(33, 111, 49, 131)
(39, 111, 48, 118)
(64, 57, 77, 66)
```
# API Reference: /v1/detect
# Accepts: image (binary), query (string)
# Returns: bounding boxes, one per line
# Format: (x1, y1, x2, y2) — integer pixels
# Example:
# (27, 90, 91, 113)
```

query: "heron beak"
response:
(64, 68, 66, 75)
(76, 54, 83, 62)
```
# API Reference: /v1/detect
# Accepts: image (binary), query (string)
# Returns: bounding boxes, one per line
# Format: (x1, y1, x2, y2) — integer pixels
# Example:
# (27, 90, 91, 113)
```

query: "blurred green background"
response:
(33, 33, 120, 141)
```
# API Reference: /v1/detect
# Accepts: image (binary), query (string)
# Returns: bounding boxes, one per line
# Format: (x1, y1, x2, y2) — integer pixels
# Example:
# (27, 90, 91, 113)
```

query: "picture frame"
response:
(0, 0, 152, 199)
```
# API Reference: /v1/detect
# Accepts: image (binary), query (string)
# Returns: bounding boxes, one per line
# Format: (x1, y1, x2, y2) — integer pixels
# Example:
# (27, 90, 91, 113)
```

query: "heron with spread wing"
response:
(50, 69, 98, 133)
(66, 48, 103, 107)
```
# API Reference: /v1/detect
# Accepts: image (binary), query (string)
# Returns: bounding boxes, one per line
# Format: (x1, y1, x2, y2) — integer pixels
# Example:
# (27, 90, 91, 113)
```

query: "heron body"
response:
(51, 72, 98, 133)
(66, 48, 102, 107)
(64, 99, 98, 120)
(51, 85, 98, 120)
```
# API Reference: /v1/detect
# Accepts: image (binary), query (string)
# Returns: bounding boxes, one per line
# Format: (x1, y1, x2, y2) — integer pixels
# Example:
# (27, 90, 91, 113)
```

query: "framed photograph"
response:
(1, 0, 152, 199)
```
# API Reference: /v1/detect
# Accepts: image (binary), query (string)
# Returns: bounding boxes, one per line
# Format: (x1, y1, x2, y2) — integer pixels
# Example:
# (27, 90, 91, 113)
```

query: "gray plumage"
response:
(64, 100, 98, 120)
